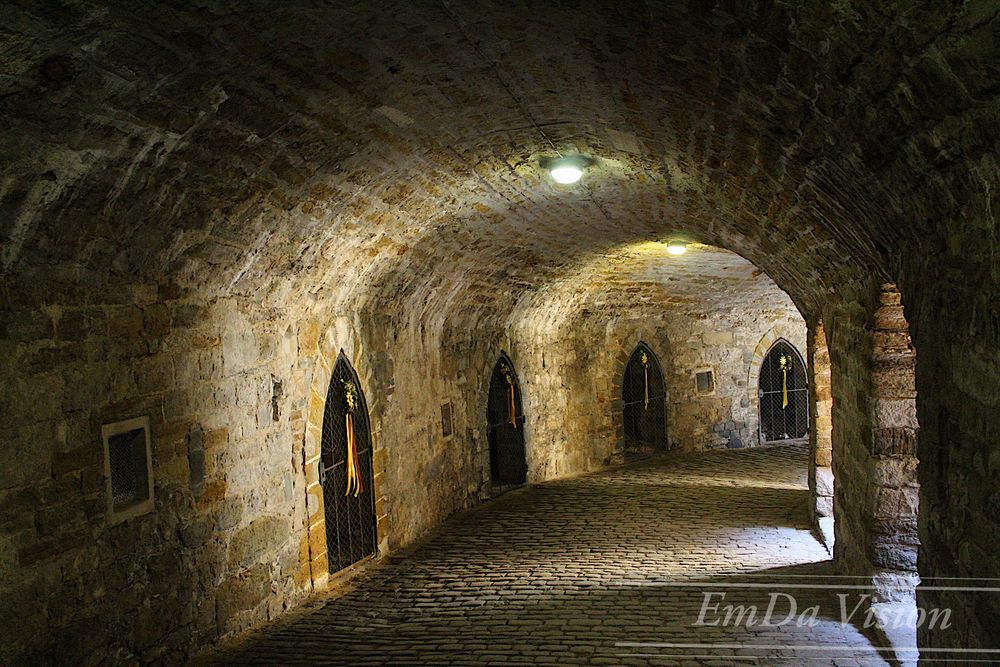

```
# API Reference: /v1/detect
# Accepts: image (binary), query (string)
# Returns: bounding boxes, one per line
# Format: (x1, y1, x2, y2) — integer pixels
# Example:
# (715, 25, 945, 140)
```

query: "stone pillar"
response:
(869, 284, 920, 601)
(808, 320, 834, 550)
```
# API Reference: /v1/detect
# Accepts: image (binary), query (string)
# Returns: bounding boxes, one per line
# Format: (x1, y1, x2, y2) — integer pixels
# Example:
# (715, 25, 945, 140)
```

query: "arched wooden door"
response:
(622, 343, 667, 453)
(758, 340, 809, 442)
(486, 354, 527, 487)
(319, 354, 377, 573)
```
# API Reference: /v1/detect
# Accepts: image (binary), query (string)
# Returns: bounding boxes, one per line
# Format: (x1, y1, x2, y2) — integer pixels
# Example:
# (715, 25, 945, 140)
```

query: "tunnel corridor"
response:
(1, 1, 998, 664)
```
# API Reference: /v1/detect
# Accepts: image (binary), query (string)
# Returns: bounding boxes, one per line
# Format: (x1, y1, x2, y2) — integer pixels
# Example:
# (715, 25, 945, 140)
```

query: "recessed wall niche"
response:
(441, 401, 453, 437)
(101, 416, 154, 524)
(695, 369, 715, 394)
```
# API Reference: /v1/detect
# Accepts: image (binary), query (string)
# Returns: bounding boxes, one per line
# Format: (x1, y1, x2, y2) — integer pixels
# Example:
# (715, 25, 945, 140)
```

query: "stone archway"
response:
(610, 338, 671, 460)
(620, 342, 667, 455)
(486, 352, 527, 491)
(302, 329, 389, 590)
(757, 339, 809, 443)
(318, 353, 378, 573)
(748, 326, 808, 446)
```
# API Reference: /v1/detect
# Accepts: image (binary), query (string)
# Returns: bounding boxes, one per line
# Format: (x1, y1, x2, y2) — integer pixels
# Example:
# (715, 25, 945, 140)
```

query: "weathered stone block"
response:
(187, 424, 205, 499)
(871, 427, 917, 457)
(873, 457, 919, 488)
(873, 487, 920, 520)
(216, 563, 270, 629)
(815, 466, 835, 496)
(213, 498, 243, 531)
(179, 518, 213, 548)
(228, 516, 290, 571)
(18, 526, 89, 567)
(34, 502, 85, 537)
(2, 310, 54, 342)
(142, 304, 171, 339)
(815, 448, 832, 467)
(702, 332, 734, 346)
(871, 537, 919, 571)
(871, 398, 918, 429)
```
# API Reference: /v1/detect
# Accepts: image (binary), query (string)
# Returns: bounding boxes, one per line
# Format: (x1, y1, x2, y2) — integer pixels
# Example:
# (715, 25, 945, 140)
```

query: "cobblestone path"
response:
(210, 444, 888, 666)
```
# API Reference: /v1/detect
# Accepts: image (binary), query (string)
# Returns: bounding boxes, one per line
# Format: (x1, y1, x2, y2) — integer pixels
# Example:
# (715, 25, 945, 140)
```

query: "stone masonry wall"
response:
(903, 240, 1000, 651)
(825, 294, 880, 584)
(823, 285, 922, 606)
(671, 316, 805, 452)
(0, 294, 521, 663)
(509, 245, 806, 467)
(0, 264, 804, 664)
(0, 298, 310, 663)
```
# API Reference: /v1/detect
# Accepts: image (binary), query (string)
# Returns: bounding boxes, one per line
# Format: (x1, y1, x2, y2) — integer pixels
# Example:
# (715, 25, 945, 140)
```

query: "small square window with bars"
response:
(696, 370, 715, 394)
(101, 416, 154, 524)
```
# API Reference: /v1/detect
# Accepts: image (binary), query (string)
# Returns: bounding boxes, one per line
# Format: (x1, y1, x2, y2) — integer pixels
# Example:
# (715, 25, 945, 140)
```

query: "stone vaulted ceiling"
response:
(510, 243, 801, 341)
(2, 2, 1000, 661)
(1, 0, 998, 327)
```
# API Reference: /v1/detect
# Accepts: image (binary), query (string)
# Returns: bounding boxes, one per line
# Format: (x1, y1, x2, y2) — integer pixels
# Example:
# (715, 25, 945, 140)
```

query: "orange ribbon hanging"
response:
(344, 413, 357, 496)
(344, 381, 363, 497)
(641, 351, 650, 409)
(507, 377, 517, 428)
(780, 354, 789, 409)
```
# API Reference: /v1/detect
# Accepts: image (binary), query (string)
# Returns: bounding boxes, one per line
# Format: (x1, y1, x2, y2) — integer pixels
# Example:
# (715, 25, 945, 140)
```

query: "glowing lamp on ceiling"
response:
(542, 155, 593, 185)
(550, 162, 583, 184)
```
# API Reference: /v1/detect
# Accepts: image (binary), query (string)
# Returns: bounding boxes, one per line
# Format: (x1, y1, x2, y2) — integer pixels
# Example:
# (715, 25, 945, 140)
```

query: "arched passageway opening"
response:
(320, 353, 378, 574)
(621, 343, 667, 455)
(486, 354, 527, 489)
(758, 340, 809, 443)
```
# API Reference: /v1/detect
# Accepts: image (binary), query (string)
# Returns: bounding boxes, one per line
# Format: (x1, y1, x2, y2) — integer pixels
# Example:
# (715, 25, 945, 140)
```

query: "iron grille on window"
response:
(486, 354, 527, 488)
(622, 344, 667, 453)
(101, 416, 154, 524)
(320, 354, 378, 573)
(758, 340, 809, 442)
(696, 370, 714, 394)
(108, 427, 149, 509)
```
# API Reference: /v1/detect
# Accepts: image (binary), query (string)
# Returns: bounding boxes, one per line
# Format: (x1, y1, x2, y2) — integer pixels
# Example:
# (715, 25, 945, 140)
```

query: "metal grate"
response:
(622, 344, 667, 453)
(758, 340, 809, 442)
(320, 355, 378, 573)
(107, 427, 150, 510)
(486, 354, 527, 488)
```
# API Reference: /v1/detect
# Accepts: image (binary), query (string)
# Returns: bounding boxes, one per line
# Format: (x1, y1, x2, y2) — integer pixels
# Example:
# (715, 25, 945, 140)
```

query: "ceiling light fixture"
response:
(550, 163, 583, 184)
(542, 155, 593, 185)
(666, 241, 688, 255)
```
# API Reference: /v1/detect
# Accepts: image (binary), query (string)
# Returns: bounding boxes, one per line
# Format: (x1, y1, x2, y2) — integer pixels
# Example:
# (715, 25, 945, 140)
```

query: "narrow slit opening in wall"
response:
(441, 401, 453, 437)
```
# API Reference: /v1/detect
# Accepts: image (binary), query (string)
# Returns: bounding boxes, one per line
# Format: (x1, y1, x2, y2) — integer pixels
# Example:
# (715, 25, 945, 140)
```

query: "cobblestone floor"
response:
(209, 444, 889, 666)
